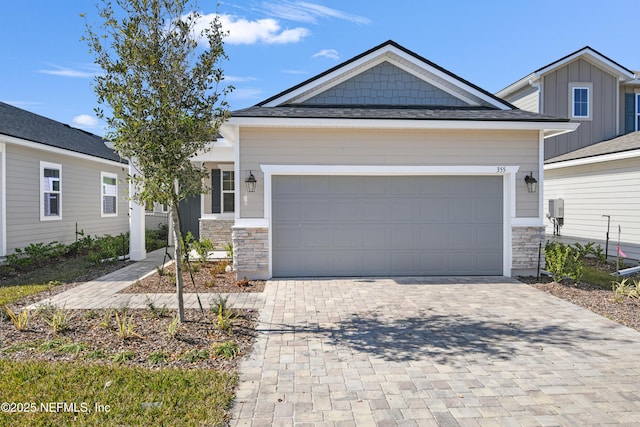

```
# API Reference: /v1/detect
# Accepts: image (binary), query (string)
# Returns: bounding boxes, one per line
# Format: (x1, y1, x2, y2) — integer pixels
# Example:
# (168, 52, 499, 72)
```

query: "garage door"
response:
(272, 175, 503, 277)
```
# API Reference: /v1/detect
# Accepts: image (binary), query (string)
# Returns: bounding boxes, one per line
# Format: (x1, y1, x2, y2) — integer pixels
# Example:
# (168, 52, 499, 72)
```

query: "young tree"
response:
(84, 0, 231, 321)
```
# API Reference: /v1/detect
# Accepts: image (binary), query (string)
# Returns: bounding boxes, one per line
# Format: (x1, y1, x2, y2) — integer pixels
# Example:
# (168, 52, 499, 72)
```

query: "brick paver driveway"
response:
(231, 277, 640, 426)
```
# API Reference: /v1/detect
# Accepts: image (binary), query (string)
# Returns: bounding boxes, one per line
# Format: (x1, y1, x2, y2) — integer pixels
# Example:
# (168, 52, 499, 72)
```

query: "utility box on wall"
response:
(549, 198, 564, 219)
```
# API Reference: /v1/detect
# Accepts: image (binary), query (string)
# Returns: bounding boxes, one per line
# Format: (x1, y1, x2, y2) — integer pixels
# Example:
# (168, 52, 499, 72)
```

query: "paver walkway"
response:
(231, 277, 640, 426)
(27, 248, 265, 311)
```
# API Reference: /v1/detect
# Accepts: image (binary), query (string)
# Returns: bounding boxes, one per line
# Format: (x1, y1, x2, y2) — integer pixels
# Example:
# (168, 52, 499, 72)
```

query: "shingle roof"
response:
(546, 131, 640, 164)
(231, 105, 570, 122)
(0, 101, 123, 163)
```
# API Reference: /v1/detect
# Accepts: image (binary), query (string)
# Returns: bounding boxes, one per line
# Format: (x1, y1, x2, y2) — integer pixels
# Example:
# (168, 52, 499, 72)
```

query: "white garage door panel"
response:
(272, 175, 503, 277)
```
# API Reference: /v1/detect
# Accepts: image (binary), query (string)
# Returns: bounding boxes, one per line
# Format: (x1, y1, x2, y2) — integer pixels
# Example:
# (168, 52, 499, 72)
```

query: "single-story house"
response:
(0, 101, 129, 257)
(544, 131, 640, 260)
(181, 40, 578, 279)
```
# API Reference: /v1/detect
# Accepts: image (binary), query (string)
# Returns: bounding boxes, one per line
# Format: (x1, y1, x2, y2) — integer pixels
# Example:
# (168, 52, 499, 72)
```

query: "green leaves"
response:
(84, 0, 231, 209)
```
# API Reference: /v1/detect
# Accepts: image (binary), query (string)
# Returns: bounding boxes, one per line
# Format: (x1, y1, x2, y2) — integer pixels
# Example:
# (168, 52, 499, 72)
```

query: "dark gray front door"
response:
(178, 195, 201, 240)
(272, 175, 503, 277)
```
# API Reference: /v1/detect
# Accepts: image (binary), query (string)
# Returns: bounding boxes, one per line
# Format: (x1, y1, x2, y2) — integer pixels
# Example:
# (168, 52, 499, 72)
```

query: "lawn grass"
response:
(0, 360, 236, 426)
(0, 283, 55, 306)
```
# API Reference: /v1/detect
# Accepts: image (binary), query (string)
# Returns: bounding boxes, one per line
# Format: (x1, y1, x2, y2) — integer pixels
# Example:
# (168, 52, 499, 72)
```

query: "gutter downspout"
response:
(528, 75, 542, 114)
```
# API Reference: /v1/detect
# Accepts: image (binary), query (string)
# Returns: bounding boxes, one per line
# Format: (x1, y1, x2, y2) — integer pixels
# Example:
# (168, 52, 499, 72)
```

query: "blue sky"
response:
(1, 0, 638, 136)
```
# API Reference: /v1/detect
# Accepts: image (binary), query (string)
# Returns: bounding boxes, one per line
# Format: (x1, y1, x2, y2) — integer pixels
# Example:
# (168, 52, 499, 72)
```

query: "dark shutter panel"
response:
(625, 93, 635, 134)
(211, 169, 221, 214)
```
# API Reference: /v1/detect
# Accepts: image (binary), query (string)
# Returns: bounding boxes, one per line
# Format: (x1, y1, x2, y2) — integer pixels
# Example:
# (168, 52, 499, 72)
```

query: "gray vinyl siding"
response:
(544, 157, 640, 260)
(5, 144, 129, 254)
(238, 128, 540, 219)
(502, 85, 539, 113)
(543, 59, 619, 159)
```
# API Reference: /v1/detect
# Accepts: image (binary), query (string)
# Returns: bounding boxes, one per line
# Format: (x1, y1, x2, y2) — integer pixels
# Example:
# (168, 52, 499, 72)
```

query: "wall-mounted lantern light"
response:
(524, 171, 538, 193)
(245, 171, 257, 193)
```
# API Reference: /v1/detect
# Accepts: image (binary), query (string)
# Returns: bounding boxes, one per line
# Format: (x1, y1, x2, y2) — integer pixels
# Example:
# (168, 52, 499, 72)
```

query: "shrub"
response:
(211, 341, 239, 359)
(612, 278, 640, 301)
(544, 241, 584, 283)
(167, 316, 180, 338)
(222, 242, 233, 260)
(114, 310, 141, 339)
(180, 349, 209, 362)
(4, 306, 31, 331)
(38, 304, 72, 335)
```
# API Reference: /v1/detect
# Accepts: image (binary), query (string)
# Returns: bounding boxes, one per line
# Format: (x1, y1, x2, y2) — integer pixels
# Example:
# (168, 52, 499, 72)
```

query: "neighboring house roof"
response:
(0, 101, 123, 163)
(496, 46, 636, 98)
(546, 131, 640, 165)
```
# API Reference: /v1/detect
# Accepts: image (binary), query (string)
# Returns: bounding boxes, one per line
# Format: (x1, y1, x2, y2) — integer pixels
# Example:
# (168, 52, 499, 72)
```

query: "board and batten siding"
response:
(543, 58, 618, 159)
(237, 128, 540, 219)
(5, 144, 129, 254)
(544, 157, 640, 260)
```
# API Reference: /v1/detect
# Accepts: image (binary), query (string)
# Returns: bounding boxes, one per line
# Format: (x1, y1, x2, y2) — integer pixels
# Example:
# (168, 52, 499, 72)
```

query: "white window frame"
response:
(40, 161, 62, 221)
(222, 169, 235, 213)
(569, 82, 592, 120)
(101, 172, 118, 217)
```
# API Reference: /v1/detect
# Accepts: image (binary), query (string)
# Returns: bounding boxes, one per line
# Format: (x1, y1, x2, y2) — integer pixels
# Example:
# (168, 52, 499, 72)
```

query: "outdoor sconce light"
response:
(524, 171, 538, 193)
(245, 171, 257, 193)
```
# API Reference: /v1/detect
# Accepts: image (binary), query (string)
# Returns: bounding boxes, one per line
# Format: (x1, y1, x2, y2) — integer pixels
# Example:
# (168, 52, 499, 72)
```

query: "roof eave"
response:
(545, 148, 640, 170)
(226, 116, 578, 135)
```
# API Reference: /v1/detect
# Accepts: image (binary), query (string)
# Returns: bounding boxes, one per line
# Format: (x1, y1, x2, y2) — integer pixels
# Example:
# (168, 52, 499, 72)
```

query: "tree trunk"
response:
(170, 203, 185, 322)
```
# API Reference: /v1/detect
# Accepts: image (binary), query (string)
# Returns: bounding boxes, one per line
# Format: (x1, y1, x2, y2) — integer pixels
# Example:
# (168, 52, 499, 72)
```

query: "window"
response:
(101, 172, 118, 216)
(222, 170, 234, 213)
(569, 82, 592, 120)
(40, 162, 61, 220)
(572, 87, 589, 117)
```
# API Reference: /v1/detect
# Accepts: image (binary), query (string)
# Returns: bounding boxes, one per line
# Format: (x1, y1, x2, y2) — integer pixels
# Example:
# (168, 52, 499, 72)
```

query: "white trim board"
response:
(226, 117, 578, 138)
(260, 164, 521, 278)
(0, 134, 125, 168)
(545, 148, 640, 170)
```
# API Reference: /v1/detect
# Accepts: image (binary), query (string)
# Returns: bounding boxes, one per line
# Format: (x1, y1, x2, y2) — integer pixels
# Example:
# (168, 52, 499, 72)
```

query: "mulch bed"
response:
(519, 258, 640, 332)
(1, 260, 263, 371)
(119, 261, 265, 294)
(1, 307, 257, 370)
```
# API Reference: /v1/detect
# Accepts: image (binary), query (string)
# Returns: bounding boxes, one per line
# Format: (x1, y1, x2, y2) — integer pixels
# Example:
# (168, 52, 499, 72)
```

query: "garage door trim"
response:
(261, 164, 519, 277)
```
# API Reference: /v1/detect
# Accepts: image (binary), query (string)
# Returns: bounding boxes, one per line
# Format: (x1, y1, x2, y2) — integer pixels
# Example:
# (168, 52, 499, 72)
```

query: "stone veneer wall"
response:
(512, 226, 545, 273)
(200, 219, 234, 249)
(232, 227, 269, 280)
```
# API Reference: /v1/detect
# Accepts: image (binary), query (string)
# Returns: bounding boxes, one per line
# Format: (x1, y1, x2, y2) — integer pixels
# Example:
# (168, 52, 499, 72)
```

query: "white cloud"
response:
(224, 75, 258, 83)
(282, 69, 308, 75)
(228, 88, 264, 100)
(262, 1, 371, 25)
(38, 64, 97, 78)
(312, 49, 339, 60)
(2, 100, 40, 108)
(192, 13, 310, 45)
(72, 114, 99, 127)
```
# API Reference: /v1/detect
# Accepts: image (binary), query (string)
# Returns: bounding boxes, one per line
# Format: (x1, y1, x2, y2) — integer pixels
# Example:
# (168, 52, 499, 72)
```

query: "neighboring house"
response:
(498, 47, 640, 260)
(181, 40, 577, 279)
(544, 131, 640, 260)
(496, 46, 638, 160)
(0, 101, 129, 257)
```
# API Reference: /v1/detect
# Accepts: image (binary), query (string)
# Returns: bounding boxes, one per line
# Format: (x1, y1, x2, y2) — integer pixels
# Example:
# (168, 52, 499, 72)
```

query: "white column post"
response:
(129, 158, 146, 260)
